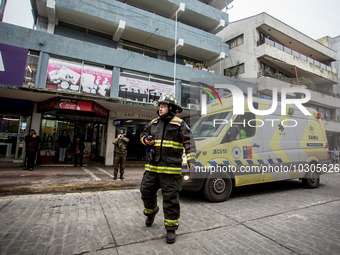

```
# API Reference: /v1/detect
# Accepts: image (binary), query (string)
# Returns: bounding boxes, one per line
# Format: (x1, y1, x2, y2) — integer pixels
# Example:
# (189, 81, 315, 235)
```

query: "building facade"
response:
(1, 0, 258, 165)
(213, 12, 340, 150)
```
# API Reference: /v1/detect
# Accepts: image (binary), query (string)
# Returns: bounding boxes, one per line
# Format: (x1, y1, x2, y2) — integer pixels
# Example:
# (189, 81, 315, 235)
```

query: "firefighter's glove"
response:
(187, 160, 195, 171)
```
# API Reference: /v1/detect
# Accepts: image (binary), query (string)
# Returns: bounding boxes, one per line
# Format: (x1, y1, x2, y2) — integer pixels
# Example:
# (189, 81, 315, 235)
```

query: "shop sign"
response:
(118, 112, 157, 120)
(92, 102, 109, 118)
(0, 43, 28, 87)
(58, 98, 92, 111)
(38, 97, 59, 112)
(37, 97, 109, 119)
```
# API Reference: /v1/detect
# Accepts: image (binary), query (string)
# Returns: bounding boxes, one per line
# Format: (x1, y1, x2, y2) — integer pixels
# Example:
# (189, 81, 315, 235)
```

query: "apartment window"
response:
(226, 34, 244, 49)
(58, 21, 112, 40)
(260, 62, 276, 74)
(118, 40, 167, 61)
(23, 51, 39, 87)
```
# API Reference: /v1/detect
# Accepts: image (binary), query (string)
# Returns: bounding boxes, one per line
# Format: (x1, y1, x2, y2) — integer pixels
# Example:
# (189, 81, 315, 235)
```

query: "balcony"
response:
(257, 38, 339, 79)
(323, 119, 340, 133)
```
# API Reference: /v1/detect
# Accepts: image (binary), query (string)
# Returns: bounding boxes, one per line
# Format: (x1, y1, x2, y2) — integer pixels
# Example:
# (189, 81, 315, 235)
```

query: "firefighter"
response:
(112, 130, 129, 180)
(140, 93, 196, 244)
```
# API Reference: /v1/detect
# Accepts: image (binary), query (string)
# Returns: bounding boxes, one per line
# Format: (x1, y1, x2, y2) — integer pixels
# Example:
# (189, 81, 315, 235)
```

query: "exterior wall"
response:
(39, 0, 228, 56)
(213, 18, 258, 78)
(0, 22, 231, 86)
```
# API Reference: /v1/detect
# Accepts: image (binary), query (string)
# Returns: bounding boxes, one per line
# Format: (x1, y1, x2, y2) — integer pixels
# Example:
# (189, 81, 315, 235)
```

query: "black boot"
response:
(145, 207, 159, 227)
(166, 230, 176, 244)
(120, 173, 124, 180)
(113, 174, 117, 180)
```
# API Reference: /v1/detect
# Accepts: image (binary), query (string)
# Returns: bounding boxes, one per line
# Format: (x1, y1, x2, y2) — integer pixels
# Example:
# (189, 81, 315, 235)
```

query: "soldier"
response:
(112, 130, 129, 180)
(140, 93, 196, 244)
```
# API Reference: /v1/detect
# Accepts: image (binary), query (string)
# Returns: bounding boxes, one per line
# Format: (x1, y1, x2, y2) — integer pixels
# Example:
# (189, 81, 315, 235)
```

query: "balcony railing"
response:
(257, 38, 339, 75)
(257, 72, 340, 99)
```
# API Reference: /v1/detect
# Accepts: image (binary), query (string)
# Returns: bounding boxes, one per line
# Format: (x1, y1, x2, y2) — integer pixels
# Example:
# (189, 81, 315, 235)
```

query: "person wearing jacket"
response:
(112, 130, 129, 180)
(24, 129, 41, 171)
(140, 93, 196, 244)
(57, 129, 71, 163)
(71, 134, 85, 167)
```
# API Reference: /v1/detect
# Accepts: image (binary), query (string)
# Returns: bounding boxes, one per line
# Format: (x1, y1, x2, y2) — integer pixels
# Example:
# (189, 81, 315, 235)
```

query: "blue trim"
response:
(258, 160, 264, 164)
(195, 162, 203, 167)
(267, 159, 274, 164)
(277, 158, 283, 163)
(223, 160, 231, 166)
(208, 161, 218, 166)
(246, 160, 254, 165)
(234, 160, 243, 166)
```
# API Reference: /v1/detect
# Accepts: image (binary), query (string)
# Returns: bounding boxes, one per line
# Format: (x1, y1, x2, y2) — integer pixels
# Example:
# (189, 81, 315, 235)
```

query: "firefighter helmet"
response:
(154, 93, 183, 113)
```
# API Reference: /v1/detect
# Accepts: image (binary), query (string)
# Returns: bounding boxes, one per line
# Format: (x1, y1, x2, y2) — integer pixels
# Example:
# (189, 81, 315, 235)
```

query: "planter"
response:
(193, 67, 202, 70)
(202, 68, 208, 71)
(209, 70, 215, 73)
(185, 64, 193, 67)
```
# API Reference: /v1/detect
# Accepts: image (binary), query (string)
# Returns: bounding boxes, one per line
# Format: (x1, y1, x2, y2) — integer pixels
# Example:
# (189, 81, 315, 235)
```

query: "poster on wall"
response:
(149, 81, 174, 96)
(81, 65, 112, 97)
(119, 76, 149, 94)
(46, 58, 82, 92)
(83, 142, 91, 158)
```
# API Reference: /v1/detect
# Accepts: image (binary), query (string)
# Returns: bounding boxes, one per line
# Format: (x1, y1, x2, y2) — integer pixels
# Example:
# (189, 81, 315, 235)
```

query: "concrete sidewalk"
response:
(0, 162, 145, 196)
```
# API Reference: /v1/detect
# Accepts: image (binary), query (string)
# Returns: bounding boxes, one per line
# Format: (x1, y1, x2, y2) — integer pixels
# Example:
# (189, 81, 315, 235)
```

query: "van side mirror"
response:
(222, 125, 240, 143)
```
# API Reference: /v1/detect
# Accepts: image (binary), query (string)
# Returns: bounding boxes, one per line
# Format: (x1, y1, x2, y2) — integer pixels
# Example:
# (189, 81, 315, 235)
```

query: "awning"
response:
(37, 97, 109, 119)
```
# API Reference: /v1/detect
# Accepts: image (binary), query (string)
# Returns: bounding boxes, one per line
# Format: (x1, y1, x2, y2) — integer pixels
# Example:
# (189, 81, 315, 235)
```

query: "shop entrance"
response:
(0, 115, 31, 161)
(40, 114, 107, 164)
(113, 119, 150, 161)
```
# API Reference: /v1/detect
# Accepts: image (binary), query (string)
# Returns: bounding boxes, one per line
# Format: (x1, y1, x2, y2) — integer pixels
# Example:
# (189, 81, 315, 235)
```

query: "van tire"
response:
(302, 170, 319, 188)
(203, 172, 232, 202)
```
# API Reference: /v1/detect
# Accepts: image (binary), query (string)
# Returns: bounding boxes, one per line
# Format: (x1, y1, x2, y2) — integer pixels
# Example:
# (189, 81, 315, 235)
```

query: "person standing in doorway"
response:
(112, 130, 129, 180)
(71, 134, 85, 167)
(24, 129, 41, 171)
(57, 129, 71, 163)
(139, 93, 196, 244)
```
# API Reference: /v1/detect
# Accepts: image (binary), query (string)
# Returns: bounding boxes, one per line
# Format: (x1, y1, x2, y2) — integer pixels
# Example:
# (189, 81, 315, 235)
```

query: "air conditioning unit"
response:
(187, 103, 200, 111)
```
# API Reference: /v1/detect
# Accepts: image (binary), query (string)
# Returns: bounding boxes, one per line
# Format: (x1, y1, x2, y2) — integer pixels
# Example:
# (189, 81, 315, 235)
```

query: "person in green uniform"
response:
(112, 130, 129, 180)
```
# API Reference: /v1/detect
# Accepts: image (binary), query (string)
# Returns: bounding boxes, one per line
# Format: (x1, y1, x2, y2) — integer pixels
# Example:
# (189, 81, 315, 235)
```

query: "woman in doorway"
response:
(57, 129, 71, 163)
(71, 134, 85, 167)
(24, 129, 41, 171)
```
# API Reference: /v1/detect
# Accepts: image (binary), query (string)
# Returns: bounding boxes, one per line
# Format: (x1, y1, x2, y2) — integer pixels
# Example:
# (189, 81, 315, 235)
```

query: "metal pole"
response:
(173, 11, 177, 96)
(0, 0, 8, 21)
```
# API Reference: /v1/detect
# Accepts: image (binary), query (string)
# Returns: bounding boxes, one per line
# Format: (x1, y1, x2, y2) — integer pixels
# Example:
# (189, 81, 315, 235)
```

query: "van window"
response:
(192, 112, 232, 137)
(233, 113, 256, 139)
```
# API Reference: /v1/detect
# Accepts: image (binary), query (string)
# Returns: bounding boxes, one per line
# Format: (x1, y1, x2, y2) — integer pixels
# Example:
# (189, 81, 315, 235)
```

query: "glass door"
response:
(0, 115, 20, 159)
(15, 116, 31, 160)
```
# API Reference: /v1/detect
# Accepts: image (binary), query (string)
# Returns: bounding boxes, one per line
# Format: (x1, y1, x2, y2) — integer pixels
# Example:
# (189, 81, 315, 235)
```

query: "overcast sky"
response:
(2, 0, 340, 40)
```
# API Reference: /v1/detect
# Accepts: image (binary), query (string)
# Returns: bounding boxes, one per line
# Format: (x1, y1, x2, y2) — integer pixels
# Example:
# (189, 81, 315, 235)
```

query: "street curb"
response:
(0, 182, 141, 196)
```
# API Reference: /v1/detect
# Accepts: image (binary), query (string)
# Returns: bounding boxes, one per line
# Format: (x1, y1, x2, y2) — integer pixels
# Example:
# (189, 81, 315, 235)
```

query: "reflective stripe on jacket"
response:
(140, 116, 196, 174)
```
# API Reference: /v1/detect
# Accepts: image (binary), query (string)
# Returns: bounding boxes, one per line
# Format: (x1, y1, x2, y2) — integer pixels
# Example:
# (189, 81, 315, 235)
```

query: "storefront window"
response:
(23, 52, 39, 87)
(0, 115, 30, 159)
(119, 70, 174, 103)
(40, 115, 106, 163)
(45, 57, 113, 97)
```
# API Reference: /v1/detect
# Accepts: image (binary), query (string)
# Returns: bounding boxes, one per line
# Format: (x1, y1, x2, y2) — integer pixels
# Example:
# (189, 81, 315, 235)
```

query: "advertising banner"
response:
(119, 76, 149, 94)
(81, 65, 112, 97)
(46, 58, 82, 92)
(0, 43, 28, 87)
(57, 98, 92, 111)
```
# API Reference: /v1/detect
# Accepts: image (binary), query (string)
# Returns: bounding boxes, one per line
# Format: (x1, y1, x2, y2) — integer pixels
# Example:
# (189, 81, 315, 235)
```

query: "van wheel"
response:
(302, 171, 319, 188)
(203, 172, 232, 202)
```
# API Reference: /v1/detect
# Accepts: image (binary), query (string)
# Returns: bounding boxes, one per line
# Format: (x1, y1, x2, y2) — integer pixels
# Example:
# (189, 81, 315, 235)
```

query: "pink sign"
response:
(46, 59, 82, 92)
(81, 65, 112, 97)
